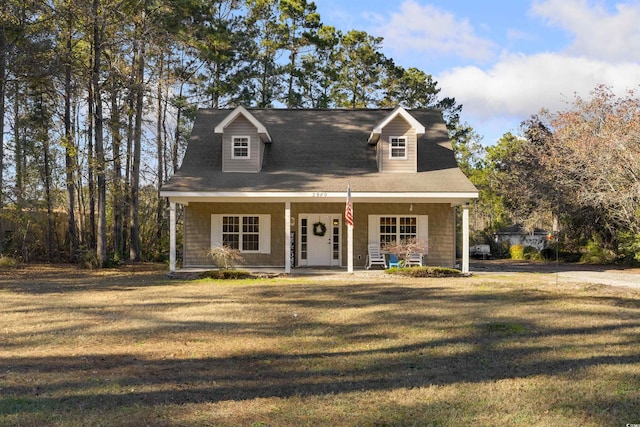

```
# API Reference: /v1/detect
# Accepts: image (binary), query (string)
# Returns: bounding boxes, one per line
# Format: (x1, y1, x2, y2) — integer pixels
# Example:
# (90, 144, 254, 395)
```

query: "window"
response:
(232, 136, 250, 159)
(389, 136, 407, 159)
(379, 216, 417, 244)
(222, 215, 260, 252)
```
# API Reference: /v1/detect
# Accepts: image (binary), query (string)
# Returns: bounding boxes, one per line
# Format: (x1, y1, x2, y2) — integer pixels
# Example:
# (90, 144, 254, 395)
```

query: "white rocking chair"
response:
(404, 253, 423, 267)
(365, 244, 388, 269)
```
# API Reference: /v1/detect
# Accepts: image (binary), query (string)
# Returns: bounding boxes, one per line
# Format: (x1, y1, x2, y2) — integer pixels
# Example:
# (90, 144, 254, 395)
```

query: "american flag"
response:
(345, 184, 354, 227)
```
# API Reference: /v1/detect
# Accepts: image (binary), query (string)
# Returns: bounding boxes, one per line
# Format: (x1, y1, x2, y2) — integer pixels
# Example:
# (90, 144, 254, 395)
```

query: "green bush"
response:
(385, 266, 463, 278)
(509, 244, 526, 260)
(0, 255, 19, 269)
(581, 237, 616, 264)
(618, 231, 640, 264)
(523, 246, 544, 261)
(78, 249, 100, 269)
(200, 269, 253, 280)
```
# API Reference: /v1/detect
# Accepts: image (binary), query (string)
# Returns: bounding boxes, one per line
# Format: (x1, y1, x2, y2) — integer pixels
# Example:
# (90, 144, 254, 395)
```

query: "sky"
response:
(314, 0, 640, 145)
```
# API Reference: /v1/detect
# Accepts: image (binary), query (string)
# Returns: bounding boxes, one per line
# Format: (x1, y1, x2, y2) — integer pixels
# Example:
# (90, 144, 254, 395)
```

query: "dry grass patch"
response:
(1, 264, 639, 426)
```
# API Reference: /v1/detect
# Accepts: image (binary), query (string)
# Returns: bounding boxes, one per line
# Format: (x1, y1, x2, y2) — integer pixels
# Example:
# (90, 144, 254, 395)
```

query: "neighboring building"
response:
(160, 106, 478, 273)
(494, 224, 550, 251)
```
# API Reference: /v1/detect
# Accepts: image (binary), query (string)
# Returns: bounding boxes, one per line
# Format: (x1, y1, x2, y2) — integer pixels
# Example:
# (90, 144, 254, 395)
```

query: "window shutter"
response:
(259, 214, 271, 254)
(418, 215, 429, 249)
(211, 215, 222, 248)
(368, 215, 379, 244)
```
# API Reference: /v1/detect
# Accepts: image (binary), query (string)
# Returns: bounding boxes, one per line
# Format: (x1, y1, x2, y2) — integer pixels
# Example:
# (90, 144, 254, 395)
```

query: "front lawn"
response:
(1, 264, 639, 426)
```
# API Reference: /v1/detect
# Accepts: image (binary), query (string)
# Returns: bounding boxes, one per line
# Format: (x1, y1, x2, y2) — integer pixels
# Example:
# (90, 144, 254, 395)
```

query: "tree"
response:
(278, 0, 321, 108)
(129, 0, 148, 262)
(242, 0, 285, 107)
(381, 66, 441, 109)
(54, 0, 80, 259)
(332, 30, 387, 108)
(297, 24, 339, 108)
(489, 86, 640, 261)
(540, 86, 640, 254)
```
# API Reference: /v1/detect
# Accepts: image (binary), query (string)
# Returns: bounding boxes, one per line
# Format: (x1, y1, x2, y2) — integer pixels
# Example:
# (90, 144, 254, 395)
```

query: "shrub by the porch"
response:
(385, 266, 462, 278)
(208, 245, 244, 269)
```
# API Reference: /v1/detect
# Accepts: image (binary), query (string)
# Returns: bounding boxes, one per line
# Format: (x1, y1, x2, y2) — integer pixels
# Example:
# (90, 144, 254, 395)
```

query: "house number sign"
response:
(312, 192, 327, 197)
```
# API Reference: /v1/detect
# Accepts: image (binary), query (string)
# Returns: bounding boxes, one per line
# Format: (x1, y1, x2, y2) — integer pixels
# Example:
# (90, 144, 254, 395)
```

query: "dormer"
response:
(214, 106, 272, 173)
(368, 106, 425, 173)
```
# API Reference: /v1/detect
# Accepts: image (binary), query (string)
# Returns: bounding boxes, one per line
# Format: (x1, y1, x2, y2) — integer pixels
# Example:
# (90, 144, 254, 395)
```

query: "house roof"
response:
(161, 108, 478, 198)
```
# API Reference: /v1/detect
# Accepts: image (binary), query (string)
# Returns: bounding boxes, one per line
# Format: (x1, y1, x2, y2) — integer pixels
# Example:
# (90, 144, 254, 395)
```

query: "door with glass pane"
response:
(299, 214, 341, 266)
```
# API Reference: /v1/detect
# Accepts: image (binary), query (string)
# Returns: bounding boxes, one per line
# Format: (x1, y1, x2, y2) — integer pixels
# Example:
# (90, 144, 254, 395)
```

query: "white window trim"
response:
(389, 136, 407, 160)
(368, 214, 428, 247)
(231, 136, 251, 159)
(211, 214, 271, 254)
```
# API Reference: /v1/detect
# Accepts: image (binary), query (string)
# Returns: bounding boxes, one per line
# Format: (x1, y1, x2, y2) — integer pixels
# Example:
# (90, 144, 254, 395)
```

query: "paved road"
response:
(471, 260, 640, 289)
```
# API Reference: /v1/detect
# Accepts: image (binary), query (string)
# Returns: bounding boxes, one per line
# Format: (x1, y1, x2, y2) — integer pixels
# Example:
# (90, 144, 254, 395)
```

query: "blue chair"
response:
(388, 254, 401, 268)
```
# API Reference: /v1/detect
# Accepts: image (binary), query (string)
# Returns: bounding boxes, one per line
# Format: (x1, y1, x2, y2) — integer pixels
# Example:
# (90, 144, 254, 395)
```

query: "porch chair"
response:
(365, 244, 388, 269)
(388, 254, 401, 268)
(404, 253, 423, 267)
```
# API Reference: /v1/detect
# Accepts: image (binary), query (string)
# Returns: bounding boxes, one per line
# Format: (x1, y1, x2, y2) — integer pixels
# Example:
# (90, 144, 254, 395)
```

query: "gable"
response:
(214, 106, 271, 143)
(368, 106, 425, 144)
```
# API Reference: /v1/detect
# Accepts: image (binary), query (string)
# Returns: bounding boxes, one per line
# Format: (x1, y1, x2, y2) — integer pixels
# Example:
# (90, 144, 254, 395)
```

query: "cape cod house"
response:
(160, 106, 478, 273)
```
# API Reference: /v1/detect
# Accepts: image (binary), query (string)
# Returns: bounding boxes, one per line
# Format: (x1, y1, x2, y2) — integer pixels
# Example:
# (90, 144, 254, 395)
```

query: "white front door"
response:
(299, 214, 341, 266)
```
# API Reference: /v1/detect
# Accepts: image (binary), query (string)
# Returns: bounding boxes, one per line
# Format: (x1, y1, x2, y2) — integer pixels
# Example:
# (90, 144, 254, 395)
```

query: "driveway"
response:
(471, 260, 640, 289)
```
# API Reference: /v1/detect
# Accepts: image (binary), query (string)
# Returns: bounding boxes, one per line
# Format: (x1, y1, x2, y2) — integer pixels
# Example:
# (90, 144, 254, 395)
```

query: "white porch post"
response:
(462, 204, 470, 274)
(285, 202, 291, 274)
(169, 201, 176, 272)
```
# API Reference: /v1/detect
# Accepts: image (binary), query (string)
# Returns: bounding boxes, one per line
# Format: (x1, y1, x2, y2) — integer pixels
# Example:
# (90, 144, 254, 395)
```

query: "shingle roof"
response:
(161, 108, 478, 194)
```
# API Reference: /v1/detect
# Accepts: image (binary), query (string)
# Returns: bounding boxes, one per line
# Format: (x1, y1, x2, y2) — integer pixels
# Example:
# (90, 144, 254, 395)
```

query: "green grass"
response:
(1, 264, 639, 426)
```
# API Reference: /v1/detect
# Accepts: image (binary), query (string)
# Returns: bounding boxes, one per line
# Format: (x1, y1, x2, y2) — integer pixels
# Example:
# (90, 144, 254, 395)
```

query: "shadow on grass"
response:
(2, 277, 640, 424)
(0, 263, 171, 293)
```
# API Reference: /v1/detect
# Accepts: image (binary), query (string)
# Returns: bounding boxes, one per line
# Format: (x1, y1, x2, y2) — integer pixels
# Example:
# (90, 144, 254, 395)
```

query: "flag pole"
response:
(345, 183, 354, 273)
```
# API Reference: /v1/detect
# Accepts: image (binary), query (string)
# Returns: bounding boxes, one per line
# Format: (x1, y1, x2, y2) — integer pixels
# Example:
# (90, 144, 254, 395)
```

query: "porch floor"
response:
(167, 266, 388, 279)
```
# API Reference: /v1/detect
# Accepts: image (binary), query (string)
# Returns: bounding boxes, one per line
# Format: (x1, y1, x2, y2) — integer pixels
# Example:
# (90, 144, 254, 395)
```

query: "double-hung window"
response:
(379, 216, 417, 244)
(369, 214, 427, 251)
(213, 214, 271, 254)
(222, 215, 260, 252)
(389, 136, 407, 159)
(232, 136, 250, 159)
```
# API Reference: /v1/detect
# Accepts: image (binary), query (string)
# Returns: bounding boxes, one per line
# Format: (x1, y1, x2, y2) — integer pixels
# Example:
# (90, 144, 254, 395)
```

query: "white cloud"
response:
(531, 0, 640, 61)
(438, 53, 640, 121)
(379, 0, 496, 62)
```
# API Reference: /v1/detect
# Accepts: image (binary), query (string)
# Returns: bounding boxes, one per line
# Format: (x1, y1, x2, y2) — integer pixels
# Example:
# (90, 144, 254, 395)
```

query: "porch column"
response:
(462, 203, 470, 274)
(285, 202, 291, 274)
(169, 201, 176, 272)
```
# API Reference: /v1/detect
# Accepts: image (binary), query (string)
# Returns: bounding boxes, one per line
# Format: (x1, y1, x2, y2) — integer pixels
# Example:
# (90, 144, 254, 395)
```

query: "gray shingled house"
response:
(160, 106, 478, 273)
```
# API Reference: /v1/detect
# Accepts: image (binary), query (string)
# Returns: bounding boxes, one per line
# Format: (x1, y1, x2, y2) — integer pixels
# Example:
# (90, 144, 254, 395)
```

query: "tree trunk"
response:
(13, 81, 24, 207)
(87, 59, 96, 250)
(129, 2, 146, 262)
(0, 18, 5, 254)
(43, 135, 54, 261)
(93, 0, 107, 266)
(64, 10, 78, 260)
(155, 52, 164, 256)
(110, 87, 123, 262)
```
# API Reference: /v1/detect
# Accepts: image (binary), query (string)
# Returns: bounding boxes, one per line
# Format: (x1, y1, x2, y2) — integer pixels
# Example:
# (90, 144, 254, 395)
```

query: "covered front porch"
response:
(164, 191, 474, 275)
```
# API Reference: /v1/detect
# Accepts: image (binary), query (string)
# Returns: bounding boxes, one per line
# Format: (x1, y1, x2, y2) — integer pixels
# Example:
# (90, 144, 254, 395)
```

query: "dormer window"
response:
(232, 136, 250, 159)
(390, 137, 407, 159)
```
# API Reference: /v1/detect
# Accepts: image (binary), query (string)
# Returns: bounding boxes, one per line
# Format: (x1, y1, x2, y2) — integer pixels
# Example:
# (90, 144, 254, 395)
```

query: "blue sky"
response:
(314, 0, 640, 145)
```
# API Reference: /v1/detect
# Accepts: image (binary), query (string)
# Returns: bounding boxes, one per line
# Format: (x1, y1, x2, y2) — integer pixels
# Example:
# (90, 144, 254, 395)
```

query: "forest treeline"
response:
(0, 0, 468, 266)
(1, 1, 638, 266)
